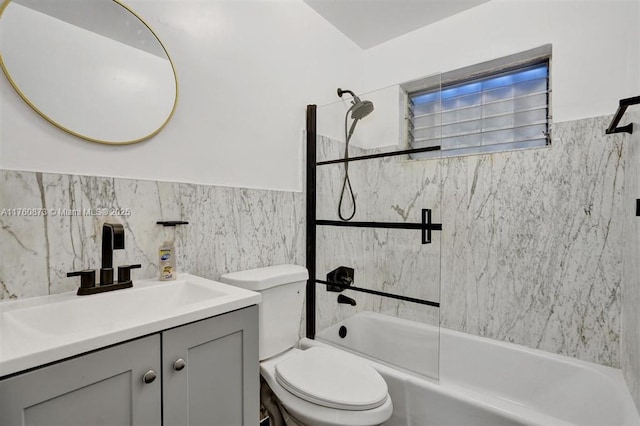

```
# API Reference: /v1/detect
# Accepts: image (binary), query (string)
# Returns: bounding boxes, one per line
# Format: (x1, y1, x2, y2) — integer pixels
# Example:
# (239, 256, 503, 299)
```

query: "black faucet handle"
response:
(67, 269, 96, 292)
(326, 266, 355, 292)
(117, 264, 142, 284)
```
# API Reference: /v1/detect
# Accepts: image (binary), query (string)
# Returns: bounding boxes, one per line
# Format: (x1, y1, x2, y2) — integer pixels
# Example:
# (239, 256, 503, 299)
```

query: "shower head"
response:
(337, 88, 374, 120)
(351, 100, 374, 120)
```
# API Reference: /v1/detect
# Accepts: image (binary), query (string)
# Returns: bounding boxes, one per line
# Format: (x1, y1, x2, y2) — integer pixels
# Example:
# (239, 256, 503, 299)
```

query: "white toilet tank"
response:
(220, 264, 308, 360)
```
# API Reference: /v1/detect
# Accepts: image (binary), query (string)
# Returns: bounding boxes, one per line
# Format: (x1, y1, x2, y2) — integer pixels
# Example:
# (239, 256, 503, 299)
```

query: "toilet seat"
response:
(275, 347, 388, 410)
(261, 348, 393, 426)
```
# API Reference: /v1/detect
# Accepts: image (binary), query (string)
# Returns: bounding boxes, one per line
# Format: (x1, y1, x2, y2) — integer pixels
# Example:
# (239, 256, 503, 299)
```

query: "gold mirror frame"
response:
(0, 0, 179, 145)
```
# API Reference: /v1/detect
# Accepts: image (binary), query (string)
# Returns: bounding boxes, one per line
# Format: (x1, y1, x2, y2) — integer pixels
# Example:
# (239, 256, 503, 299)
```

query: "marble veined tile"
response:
(621, 111, 640, 411)
(39, 175, 179, 294)
(192, 185, 304, 281)
(441, 117, 626, 366)
(1, 170, 304, 301)
(315, 115, 626, 367)
(314, 135, 444, 334)
(0, 171, 49, 299)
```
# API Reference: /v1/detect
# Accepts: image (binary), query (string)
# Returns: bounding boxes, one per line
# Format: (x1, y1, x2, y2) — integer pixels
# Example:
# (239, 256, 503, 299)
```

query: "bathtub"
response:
(300, 311, 640, 426)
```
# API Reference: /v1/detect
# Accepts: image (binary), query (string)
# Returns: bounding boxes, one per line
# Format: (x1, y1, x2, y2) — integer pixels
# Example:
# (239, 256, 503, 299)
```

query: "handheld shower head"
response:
(337, 88, 374, 120)
(336, 87, 375, 222)
(351, 100, 374, 120)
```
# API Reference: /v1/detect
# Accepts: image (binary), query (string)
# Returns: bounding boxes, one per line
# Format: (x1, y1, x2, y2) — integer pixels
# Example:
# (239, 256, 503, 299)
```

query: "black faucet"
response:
(67, 223, 140, 295)
(100, 223, 125, 286)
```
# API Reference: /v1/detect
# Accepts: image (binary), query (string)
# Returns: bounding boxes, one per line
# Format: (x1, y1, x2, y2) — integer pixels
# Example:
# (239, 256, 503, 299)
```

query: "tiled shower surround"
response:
(315, 115, 628, 369)
(0, 172, 305, 299)
(0, 115, 635, 378)
(621, 111, 640, 410)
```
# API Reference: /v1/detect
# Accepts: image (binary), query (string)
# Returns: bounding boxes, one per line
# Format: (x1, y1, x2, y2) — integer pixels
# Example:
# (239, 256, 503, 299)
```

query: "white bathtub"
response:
(300, 311, 640, 426)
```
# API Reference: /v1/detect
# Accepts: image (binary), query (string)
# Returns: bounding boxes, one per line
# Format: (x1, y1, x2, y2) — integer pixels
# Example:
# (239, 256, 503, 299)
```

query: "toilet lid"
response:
(275, 347, 388, 411)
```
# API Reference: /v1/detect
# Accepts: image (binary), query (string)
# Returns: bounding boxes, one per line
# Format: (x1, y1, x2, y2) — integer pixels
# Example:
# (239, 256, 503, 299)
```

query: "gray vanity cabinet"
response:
(0, 305, 259, 426)
(0, 334, 162, 426)
(162, 305, 259, 426)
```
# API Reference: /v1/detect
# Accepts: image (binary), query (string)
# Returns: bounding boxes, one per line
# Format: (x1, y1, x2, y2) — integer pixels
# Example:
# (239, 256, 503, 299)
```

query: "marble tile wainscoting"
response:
(0, 171, 305, 300)
(314, 115, 628, 368)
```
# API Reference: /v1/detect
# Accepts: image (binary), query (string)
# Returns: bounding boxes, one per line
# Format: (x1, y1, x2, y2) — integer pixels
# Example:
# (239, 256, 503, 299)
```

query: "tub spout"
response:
(337, 294, 356, 306)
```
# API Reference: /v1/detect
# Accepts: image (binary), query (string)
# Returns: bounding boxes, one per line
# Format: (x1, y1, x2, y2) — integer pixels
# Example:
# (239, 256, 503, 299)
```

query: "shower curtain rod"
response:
(605, 95, 639, 135)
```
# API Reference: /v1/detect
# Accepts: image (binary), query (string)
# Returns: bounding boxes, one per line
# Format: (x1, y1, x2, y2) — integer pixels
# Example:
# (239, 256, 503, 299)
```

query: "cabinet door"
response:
(0, 334, 161, 426)
(163, 305, 259, 426)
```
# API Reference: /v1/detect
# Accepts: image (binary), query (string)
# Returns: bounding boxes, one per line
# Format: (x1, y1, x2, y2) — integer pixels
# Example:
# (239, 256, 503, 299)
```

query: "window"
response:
(406, 56, 550, 158)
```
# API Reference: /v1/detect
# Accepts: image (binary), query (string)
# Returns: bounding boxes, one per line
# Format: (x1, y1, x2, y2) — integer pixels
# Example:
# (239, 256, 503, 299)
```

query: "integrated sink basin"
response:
(0, 274, 261, 377)
(5, 278, 228, 336)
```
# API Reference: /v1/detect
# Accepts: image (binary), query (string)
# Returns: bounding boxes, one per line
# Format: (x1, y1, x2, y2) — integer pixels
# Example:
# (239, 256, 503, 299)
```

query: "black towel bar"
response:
(606, 95, 640, 135)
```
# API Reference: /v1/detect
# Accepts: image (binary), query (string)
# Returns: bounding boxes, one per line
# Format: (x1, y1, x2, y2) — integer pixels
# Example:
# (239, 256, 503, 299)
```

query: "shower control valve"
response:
(326, 266, 354, 293)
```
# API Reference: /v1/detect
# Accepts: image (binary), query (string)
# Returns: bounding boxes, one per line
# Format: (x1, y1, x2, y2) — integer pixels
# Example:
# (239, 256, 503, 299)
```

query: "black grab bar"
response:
(606, 95, 640, 135)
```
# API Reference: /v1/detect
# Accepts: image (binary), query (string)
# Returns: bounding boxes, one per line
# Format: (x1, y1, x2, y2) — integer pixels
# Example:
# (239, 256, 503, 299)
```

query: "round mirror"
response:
(0, 0, 178, 144)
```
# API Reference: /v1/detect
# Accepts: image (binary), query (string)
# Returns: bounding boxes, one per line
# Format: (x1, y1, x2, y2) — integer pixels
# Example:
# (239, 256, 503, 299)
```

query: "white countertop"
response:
(0, 273, 261, 377)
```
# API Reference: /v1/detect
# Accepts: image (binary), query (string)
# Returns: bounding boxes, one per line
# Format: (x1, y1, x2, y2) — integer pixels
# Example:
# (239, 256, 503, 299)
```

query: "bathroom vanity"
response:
(0, 274, 260, 426)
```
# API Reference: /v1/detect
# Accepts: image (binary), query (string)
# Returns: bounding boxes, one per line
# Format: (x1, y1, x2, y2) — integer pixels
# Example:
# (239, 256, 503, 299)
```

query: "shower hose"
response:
(338, 108, 359, 221)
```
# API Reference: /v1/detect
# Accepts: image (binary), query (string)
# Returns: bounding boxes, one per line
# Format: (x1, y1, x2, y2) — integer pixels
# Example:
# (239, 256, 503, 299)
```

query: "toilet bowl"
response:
(220, 265, 393, 426)
(261, 348, 392, 426)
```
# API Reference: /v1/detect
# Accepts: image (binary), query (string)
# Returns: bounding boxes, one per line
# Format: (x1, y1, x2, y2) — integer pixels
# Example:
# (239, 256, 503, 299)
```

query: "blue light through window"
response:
(413, 64, 548, 105)
(408, 61, 550, 158)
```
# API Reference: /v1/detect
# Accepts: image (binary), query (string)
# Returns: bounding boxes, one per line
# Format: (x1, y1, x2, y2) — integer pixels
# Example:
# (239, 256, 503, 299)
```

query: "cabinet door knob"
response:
(173, 358, 186, 371)
(142, 369, 157, 384)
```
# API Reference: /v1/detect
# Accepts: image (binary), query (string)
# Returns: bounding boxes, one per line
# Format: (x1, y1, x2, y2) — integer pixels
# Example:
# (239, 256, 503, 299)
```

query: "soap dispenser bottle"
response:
(156, 221, 189, 281)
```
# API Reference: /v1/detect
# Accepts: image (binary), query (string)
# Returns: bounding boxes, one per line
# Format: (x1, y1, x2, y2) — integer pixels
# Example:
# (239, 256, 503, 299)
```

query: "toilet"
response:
(220, 264, 393, 426)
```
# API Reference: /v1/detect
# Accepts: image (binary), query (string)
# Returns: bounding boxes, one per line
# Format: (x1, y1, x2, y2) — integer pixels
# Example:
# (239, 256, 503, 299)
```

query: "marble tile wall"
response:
(314, 135, 442, 331)
(0, 171, 305, 300)
(315, 115, 627, 367)
(441, 117, 626, 367)
(621, 111, 640, 412)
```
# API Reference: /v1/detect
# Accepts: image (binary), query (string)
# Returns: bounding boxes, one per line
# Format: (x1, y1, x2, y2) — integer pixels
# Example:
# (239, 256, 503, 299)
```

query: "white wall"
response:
(0, 0, 362, 192)
(316, 84, 403, 149)
(3, 0, 638, 190)
(2, 3, 175, 143)
(362, 0, 640, 124)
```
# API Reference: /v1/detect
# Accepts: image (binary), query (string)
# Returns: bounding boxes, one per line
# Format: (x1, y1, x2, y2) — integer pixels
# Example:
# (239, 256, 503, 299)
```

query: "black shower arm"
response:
(337, 88, 356, 99)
